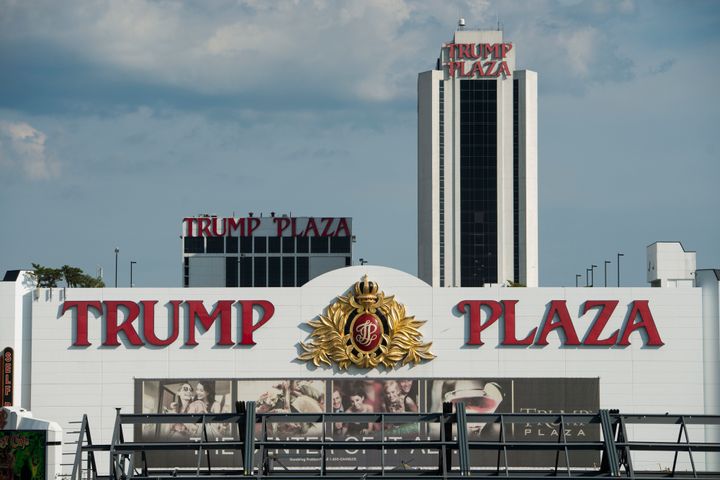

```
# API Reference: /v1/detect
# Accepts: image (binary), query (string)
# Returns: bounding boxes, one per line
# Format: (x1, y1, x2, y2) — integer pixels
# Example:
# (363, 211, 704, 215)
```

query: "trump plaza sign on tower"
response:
(61, 284, 664, 349)
(444, 42, 513, 78)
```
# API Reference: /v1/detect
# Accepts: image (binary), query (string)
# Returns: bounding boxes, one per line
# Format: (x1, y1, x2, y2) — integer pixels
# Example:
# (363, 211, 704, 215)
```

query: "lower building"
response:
(1, 263, 719, 473)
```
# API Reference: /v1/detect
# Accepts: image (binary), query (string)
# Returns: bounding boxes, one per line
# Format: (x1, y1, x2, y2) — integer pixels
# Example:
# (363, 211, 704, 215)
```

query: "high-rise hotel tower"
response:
(418, 25, 538, 287)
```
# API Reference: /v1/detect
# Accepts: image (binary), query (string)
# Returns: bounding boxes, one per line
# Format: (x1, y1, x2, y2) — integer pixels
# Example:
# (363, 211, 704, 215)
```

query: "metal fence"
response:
(71, 403, 720, 479)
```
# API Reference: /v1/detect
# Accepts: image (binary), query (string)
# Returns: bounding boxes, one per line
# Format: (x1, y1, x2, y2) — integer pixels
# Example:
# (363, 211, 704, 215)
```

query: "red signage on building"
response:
(457, 300, 664, 347)
(445, 42, 513, 78)
(183, 216, 351, 237)
(1, 348, 13, 406)
(62, 300, 275, 347)
(61, 298, 663, 349)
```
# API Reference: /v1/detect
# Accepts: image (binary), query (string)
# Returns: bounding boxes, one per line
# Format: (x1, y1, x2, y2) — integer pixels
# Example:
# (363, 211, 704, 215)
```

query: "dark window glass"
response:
(311, 236, 329, 253)
(297, 257, 309, 286)
(282, 257, 295, 287)
(206, 237, 224, 254)
(239, 257, 252, 287)
(254, 257, 266, 287)
(513, 78, 520, 284)
(268, 257, 280, 287)
(240, 237, 252, 254)
(330, 236, 351, 253)
(296, 236, 309, 253)
(183, 257, 189, 287)
(226, 237, 238, 254)
(184, 237, 204, 254)
(282, 237, 295, 253)
(254, 236, 267, 254)
(345, 256, 351, 266)
(460, 79, 498, 286)
(225, 256, 238, 287)
(268, 237, 281, 253)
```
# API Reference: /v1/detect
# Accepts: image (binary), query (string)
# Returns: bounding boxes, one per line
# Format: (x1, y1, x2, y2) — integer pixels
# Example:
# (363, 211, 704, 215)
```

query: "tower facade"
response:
(418, 28, 538, 287)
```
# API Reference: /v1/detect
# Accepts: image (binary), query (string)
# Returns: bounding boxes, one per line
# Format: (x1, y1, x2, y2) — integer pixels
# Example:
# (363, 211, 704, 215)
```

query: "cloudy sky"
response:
(1, 0, 718, 287)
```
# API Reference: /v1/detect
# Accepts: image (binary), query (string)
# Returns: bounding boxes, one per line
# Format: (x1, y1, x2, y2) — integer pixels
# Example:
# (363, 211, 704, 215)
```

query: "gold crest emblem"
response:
(298, 276, 435, 369)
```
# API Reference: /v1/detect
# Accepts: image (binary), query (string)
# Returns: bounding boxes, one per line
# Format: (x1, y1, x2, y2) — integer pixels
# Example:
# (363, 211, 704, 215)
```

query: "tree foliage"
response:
(30, 263, 105, 288)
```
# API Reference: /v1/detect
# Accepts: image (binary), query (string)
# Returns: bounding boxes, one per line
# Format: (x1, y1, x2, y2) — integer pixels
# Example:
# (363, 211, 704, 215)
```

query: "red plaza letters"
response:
(457, 299, 664, 347)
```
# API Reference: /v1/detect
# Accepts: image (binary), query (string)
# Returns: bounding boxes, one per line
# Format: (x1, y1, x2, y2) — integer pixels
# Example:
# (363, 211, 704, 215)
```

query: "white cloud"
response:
(0, 121, 59, 180)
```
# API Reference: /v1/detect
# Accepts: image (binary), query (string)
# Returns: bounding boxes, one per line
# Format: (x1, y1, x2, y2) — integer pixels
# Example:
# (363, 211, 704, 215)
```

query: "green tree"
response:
(30, 264, 105, 288)
(30, 263, 63, 288)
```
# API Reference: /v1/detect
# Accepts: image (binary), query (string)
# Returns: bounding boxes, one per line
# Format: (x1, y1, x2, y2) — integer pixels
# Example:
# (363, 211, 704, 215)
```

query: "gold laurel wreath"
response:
(298, 283, 435, 370)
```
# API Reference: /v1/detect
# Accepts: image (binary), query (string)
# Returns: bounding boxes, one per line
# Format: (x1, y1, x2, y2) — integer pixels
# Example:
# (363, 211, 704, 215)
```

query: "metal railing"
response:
(70, 404, 720, 479)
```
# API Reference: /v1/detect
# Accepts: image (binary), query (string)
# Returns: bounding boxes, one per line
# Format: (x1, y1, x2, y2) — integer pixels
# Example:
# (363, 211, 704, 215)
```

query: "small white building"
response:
(647, 241, 696, 287)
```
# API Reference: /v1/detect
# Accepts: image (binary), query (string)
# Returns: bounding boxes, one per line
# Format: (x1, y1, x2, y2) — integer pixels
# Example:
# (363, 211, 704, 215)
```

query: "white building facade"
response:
(2, 265, 719, 471)
(418, 28, 538, 287)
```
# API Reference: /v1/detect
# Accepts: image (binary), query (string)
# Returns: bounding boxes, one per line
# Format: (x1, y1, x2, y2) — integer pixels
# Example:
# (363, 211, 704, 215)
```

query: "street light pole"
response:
(604, 260, 611, 287)
(576, 274, 581, 287)
(590, 265, 597, 287)
(585, 268, 590, 287)
(130, 261, 137, 287)
(617, 253, 624, 287)
(114, 248, 119, 288)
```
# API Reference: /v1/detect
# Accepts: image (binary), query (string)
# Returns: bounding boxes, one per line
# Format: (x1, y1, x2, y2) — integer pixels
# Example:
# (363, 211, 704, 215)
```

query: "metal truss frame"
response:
(71, 403, 720, 479)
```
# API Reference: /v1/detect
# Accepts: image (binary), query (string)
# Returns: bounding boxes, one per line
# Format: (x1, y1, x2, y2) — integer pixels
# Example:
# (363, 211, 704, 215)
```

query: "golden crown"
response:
(353, 275, 378, 304)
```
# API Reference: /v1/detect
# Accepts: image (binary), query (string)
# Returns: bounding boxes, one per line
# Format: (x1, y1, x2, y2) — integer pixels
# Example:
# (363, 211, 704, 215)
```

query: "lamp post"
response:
(590, 265, 597, 287)
(575, 274, 582, 287)
(130, 261, 137, 287)
(604, 260, 611, 287)
(617, 253, 624, 287)
(114, 248, 119, 288)
(585, 268, 590, 287)
(359, 258, 368, 266)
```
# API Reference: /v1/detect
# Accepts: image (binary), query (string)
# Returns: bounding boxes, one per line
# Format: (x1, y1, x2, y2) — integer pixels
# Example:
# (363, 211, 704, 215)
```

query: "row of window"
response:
(184, 236, 352, 255)
(460, 79, 499, 287)
(224, 256, 350, 288)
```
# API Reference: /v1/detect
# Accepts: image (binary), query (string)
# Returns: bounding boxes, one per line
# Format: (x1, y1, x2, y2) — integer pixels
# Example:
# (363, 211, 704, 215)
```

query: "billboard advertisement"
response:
(0, 430, 46, 480)
(136, 377, 598, 470)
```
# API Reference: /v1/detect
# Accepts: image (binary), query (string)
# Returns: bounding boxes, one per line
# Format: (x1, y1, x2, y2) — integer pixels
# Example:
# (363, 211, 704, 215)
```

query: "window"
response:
(240, 237, 252, 254)
(225, 257, 238, 287)
(184, 237, 204, 254)
(268, 257, 280, 287)
(330, 236, 351, 253)
(282, 257, 295, 287)
(311, 237, 329, 253)
(206, 237, 224, 254)
(296, 236, 309, 253)
(239, 257, 252, 287)
(254, 257, 266, 287)
(268, 237, 281, 253)
(254, 236, 267, 254)
(282, 237, 295, 253)
(226, 237, 238, 254)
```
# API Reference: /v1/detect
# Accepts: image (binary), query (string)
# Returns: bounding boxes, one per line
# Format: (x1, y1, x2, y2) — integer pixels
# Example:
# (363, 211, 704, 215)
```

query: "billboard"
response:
(0, 430, 46, 480)
(136, 377, 599, 470)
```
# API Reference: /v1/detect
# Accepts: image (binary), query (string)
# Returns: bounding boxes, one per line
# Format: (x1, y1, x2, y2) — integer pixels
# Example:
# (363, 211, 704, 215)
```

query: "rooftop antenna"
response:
(458, 17, 465, 30)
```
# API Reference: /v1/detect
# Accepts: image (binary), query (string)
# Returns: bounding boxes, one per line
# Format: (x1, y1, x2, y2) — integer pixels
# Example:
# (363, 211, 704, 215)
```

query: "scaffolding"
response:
(71, 403, 720, 479)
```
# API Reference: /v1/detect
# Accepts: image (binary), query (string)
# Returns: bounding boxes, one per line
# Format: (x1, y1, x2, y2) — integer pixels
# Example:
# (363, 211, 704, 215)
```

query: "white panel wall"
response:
(7, 265, 710, 471)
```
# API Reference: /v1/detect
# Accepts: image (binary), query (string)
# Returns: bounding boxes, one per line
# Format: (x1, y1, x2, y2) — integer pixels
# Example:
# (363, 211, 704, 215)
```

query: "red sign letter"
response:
(457, 300, 502, 345)
(62, 301, 103, 347)
(186, 300, 234, 346)
(582, 301, 620, 346)
(619, 300, 664, 346)
(536, 300, 581, 346)
(501, 300, 536, 346)
(238, 300, 275, 345)
(104, 301, 144, 347)
(143, 300, 180, 346)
